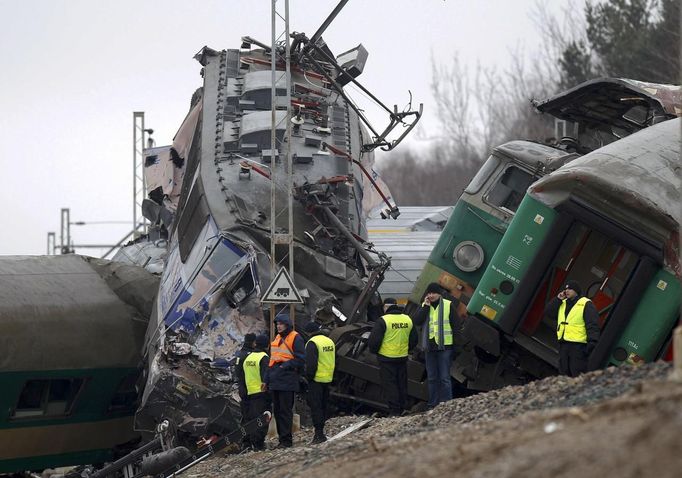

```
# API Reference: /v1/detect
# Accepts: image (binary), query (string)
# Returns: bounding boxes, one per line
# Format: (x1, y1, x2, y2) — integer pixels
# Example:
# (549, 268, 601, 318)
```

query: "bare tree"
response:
(378, 42, 558, 207)
(378, 1, 607, 206)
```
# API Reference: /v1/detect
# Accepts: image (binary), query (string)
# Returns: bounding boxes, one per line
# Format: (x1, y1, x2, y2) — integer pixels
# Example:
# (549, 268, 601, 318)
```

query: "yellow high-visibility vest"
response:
(428, 298, 453, 346)
(243, 351, 268, 395)
(307, 335, 336, 383)
(378, 314, 413, 358)
(557, 297, 590, 343)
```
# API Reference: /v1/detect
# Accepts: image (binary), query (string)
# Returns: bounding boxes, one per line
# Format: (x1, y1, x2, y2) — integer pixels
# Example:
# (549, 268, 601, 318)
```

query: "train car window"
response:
(205, 238, 243, 278)
(14, 380, 47, 416)
(484, 166, 535, 212)
(225, 263, 257, 307)
(176, 238, 245, 316)
(108, 372, 140, 413)
(13, 378, 84, 419)
(178, 180, 210, 263)
(464, 155, 500, 195)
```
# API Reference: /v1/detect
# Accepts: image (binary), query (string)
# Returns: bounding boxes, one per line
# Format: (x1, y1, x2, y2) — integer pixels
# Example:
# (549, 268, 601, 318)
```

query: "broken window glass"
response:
(224, 263, 257, 307)
(484, 166, 535, 212)
(168, 237, 246, 330)
(465, 155, 500, 195)
(622, 104, 649, 126)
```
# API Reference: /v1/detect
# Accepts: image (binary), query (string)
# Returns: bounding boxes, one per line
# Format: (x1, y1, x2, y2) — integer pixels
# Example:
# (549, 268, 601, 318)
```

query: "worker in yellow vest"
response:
(414, 282, 462, 409)
(236, 334, 270, 450)
(368, 298, 418, 416)
(304, 321, 336, 444)
(544, 280, 600, 377)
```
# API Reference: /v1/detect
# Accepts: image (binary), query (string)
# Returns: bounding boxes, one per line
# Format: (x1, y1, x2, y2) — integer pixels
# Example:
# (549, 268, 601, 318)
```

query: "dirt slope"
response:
(189, 362, 681, 478)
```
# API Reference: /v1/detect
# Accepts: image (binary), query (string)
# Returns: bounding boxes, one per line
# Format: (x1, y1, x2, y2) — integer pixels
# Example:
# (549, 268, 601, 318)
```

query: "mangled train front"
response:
(135, 27, 420, 439)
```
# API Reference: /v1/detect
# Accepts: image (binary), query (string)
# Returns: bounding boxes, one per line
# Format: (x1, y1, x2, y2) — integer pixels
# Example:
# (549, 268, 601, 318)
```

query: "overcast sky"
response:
(0, 0, 569, 256)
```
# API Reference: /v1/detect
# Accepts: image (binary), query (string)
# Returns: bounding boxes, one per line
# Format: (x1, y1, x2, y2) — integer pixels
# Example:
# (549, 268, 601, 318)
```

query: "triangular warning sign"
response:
(260, 267, 303, 304)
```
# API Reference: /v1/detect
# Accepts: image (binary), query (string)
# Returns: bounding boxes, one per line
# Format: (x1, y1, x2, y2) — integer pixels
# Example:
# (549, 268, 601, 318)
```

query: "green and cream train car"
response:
(461, 117, 680, 391)
(408, 78, 681, 315)
(0, 255, 156, 473)
(408, 141, 576, 312)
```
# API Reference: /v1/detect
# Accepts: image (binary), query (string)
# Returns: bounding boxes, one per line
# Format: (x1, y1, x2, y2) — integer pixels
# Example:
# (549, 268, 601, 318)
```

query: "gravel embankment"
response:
(188, 362, 678, 478)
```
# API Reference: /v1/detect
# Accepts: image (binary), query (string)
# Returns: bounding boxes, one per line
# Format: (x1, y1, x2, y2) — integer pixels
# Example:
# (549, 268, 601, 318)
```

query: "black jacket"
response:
(265, 327, 306, 392)
(367, 306, 418, 362)
(234, 344, 253, 399)
(235, 344, 253, 365)
(544, 296, 600, 345)
(305, 331, 320, 381)
(235, 349, 269, 399)
(413, 296, 461, 351)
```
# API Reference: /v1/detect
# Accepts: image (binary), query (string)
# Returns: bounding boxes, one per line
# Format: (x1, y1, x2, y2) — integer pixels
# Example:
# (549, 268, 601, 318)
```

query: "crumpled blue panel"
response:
(162, 236, 245, 332)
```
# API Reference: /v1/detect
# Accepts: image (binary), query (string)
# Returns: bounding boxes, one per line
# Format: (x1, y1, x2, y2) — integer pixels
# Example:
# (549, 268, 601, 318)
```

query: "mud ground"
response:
(189, 362, 681, 478)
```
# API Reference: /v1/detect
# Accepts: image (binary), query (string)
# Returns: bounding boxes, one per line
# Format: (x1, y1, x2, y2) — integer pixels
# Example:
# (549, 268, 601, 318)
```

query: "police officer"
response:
(265, 313, 305, 448)
(304, 321, 335, 444)
(545, 280, 600, 377)
(413, 282, 461, 408)
(235, 332, 256, 444)
(368, 298, 417, 416)
(237, 334, 270, 450)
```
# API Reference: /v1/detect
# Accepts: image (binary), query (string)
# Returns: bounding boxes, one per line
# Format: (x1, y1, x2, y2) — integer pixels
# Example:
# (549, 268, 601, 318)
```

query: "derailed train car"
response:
(459, 117, 680, 391)
(135, 75, 681, 421)
(409, 78, 681, 314)
(134, 8, 421, 440)
(0, 256, 158, 473)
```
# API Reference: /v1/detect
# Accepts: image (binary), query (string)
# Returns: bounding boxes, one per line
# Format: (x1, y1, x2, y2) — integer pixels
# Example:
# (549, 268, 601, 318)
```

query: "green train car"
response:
(462, 117, 680, 390)
(0, 256, 156, 473)
(409, 78, 681, 313)
(408, 141, 575, 312)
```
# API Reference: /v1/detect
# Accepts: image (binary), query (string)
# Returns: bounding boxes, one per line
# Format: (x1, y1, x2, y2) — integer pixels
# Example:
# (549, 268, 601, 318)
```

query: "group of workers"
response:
(368, 282, 461, 415)
(235, 313, 336, 450)
(365, 278, 600, 416)
(237, 278, 599, 448)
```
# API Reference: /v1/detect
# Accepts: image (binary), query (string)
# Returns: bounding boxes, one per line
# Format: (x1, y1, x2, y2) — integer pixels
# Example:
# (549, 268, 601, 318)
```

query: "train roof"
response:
(533, 78, 681, 135)
(529, 117, 680, 257)
(493, 140, 577, 171)
(369, 231, 442, 300)
(367, 206, 453, 232)
(367, 207, 450, 300)
(0, 255, 154, 372)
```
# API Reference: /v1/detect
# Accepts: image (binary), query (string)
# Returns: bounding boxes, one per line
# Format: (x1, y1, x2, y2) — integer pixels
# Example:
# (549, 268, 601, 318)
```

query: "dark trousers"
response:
(558, 341, 588, 377)
(244, 394, 269, 449)
(306, 381, 330, 433)
(424, 348, 453, 407)
(239, 395, 249, 445)
(271, 390, 295, 446)
(379, 359, 407, 415)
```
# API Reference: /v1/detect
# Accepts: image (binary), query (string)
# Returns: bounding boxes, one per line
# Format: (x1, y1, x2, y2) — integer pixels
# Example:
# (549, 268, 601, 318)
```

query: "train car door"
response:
(514, 220, 640, 365)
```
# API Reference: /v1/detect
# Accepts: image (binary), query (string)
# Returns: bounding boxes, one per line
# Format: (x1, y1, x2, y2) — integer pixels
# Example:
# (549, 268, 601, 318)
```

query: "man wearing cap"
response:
(413, 282, 461, 409)
(304, 321, 336, 444)
(545, 280, 600, 377)
(236, 334, 270, 450)
(235, 333, 256, 441)
(235, 333, 257, 369)
(368, 298, 418, 416)
(265, 313, 305, 448)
